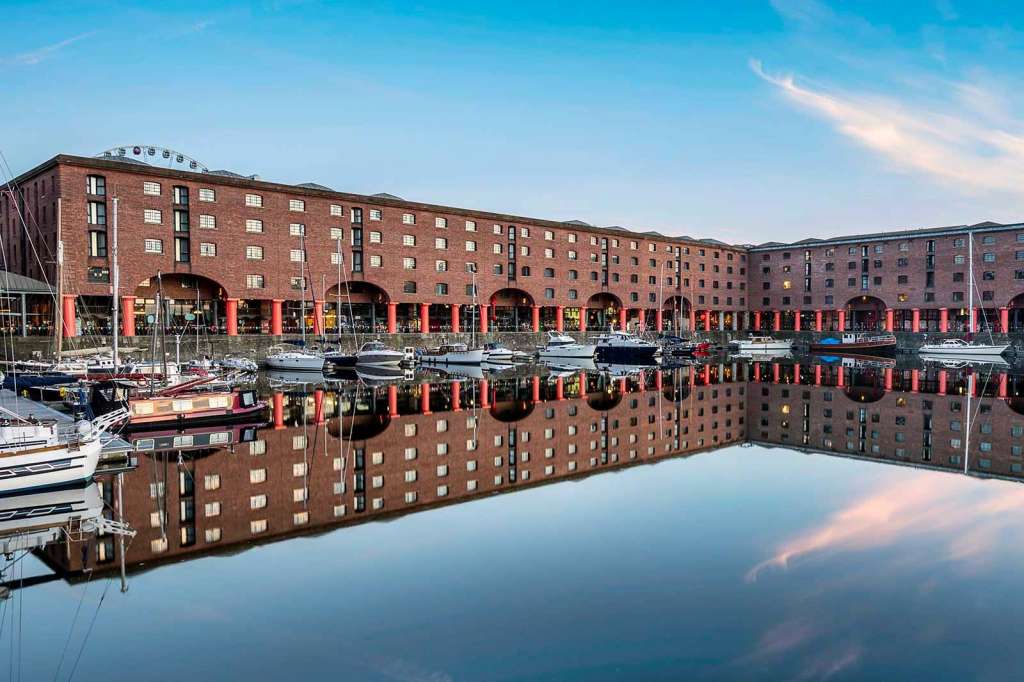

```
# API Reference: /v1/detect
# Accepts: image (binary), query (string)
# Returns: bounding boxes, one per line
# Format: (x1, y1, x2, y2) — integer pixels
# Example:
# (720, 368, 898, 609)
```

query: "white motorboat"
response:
(918, 338, 1010, 359)
(0, 406, 127, 494)
(481, 342, 515, 364)
(537, 331, 596, 360)
(264, 346, 325, 371)
(733, 336, 793, 352)
(418, 342, 485, 365)
(355, 341, 406, 367)
(594, 330, 662, 363)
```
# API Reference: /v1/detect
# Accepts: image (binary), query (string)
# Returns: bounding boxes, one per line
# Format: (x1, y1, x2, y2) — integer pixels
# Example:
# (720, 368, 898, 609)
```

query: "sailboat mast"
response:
(55, 197, 63, 362)
(111, 197, 120, 367)
(964, 371, 973, 474)
(336, 237, 342, 343)
(968, 231, 975, 334)
(300, 231, 307, 344)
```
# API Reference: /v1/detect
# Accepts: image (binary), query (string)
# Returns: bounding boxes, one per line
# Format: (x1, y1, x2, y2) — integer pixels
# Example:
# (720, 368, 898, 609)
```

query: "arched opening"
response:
(325, 282, 390, 335)
(843, 367, 887, 403)
(490, 288, 534, 332)
(844, 295, 886, 332)
(327, 413, 391, 440)
(586, 292, 622, 331)
(1008, 293, 1024, 333)
(133, 273, 228, 336)
(662, 296, 691, 333)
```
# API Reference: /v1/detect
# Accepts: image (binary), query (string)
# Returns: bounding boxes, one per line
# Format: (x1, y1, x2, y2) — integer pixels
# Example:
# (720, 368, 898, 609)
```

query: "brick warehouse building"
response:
(4, 148, 1024, 341)
(0, 151, 749, 339)
(748, 222, 1024, 335)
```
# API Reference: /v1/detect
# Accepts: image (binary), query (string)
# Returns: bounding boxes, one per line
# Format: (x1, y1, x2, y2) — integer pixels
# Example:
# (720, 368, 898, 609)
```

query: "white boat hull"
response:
(919, 344, 1009, 358)
(0, 439, 102, 495)
(264, 353, 325, 371)
(538, 344, 596, 360)
(735, 341, 793, 352)
(420, 349, 485, 365)
(356, 351, 405, 367)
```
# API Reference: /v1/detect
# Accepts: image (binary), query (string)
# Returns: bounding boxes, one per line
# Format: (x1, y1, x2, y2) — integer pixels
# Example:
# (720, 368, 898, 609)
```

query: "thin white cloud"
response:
(1, 32, 94, 66)
(750, 59, 1024, 194)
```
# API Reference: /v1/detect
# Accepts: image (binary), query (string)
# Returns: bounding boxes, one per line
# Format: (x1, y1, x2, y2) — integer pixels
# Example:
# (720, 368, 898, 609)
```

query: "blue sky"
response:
(4, 0, 1024, 243)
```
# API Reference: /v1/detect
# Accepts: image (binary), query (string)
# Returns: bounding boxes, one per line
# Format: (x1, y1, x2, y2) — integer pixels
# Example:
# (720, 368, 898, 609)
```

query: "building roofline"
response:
(748, 222, 1024, 252)
(14, 154, 746, 252)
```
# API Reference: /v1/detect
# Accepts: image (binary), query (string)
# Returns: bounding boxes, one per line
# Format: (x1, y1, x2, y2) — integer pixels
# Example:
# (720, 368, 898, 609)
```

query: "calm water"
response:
(6, 357, 1024, 681)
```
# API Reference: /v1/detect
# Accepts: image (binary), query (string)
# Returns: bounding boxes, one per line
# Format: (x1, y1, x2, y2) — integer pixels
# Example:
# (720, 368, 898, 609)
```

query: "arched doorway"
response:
(662, 296, 691, 333)
(490, 288, 534, 332)
(586, 292, 622, 331)
(845, 295, 886, 332)
(326, 282, 390, 335)
(133, 273, 228, 336)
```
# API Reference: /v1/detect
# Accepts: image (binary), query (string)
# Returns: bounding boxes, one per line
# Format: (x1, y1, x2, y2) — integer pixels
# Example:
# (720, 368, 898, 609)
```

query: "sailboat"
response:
(419, 264, 486, 366)
(920, 232, 1010, 359)
(265, 231, 326, 371)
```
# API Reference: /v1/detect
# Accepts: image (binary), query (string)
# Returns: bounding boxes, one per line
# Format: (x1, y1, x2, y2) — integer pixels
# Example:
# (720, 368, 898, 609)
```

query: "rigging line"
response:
(64, 577, 112, 682)
(52, 574, 91, 682)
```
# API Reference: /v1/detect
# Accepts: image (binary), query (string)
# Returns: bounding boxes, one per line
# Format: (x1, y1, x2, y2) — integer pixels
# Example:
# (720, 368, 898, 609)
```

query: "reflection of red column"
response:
(555, 305, 564, 332)
(814, 309, 822, 332)
(386, 302, 397, 334)
(885, 309, 894, 333)
(388, 385, 399, 417)
(754, 363, 762, 382)
(618, 378, 627, 395)
(793, 363, 800, 385)
(420, 383, 431, 414)
(702, 365, 711, 385)
(273, 392, 285, 429)
(451, 381, 461, 411)
(689, 367, 696, 387)
(480, 379, 490, 408)
(531, 305, 540, 332)
(911, 369, 920, 393)
(911, 308, 920, 333)
(532, 376, 540, 403)
(451, 304, 460, 333)
(772, 363, 780, 383)
(120, 296, 136, 337)
(618, 307, 627, 330)
(754, 311, 762, 330)
(1000, 307, 1009, 333)
(419, 303, 430, 334)
(655, 370, 663, 390)
(314, 389, 325, 424)
(555, 377, 564, 401)
(999, 372, 1008, 399)
(224, 298, 238, 336)
(937, 370, 947, 395)
(270, 299, 283, 335)
(773, 310, 781, 332)
(814, 365, 821, 386)
(313, 302, 324, 336)
(794, 311, 801, 332)
(479, 305, 489, 334)
(655, 309, 663, 332)
(939, 308, 948, 333)
(884, 367, 893, 391)
(837, 367, 845, 388)
(581, 372, 588, 394)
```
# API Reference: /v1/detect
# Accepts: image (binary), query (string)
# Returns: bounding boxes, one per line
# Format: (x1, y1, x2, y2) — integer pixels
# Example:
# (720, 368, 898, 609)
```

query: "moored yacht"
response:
(418, 342, 485, 365)
(481, 342, 515, 364)
(355, 340, 406, 366)
(264, 345, 326, 371)
(732, 336, 793, 352)
(918, 338, 1010, 359)
(537, 331, 596, 360)
(594, 330, 661, 363)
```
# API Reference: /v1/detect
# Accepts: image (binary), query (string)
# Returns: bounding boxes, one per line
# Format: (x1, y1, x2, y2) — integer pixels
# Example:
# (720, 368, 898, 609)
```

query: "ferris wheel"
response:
(96, 145, 209, 173)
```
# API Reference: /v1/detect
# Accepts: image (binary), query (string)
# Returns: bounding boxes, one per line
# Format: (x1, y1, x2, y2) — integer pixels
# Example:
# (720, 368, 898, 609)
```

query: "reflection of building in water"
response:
(745, 361, 1024, 479)
(37, 361, 1024, 580)
(42, 366, 747, 576)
